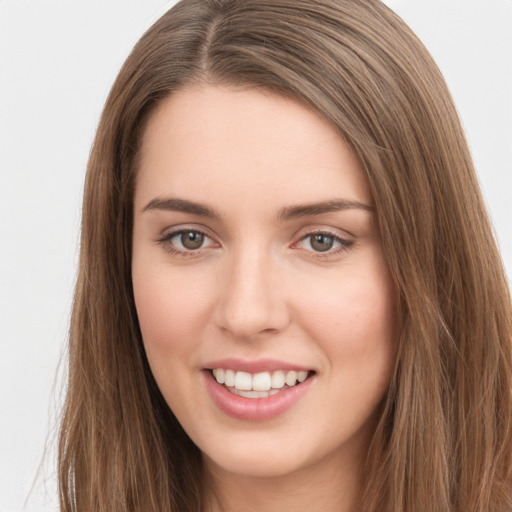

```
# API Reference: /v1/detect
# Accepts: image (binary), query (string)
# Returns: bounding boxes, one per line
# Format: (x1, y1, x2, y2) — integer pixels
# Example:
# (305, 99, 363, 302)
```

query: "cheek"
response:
(301, 272, 395, 345)
(132, 264, 214, 362)
(297, 261, 397, 389)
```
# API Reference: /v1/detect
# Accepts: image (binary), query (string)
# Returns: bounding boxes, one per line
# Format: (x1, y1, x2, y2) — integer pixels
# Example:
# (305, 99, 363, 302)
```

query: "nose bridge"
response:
(215, 241, 288, 339)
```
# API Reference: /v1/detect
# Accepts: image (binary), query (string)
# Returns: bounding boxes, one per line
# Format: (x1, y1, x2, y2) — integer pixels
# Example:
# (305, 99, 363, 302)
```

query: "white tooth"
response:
(225, 369, 235, 387)
(269, 389, 280, 396)
(212, 369, 217, 378)
(271, 370, 286, 389)
(297, 370, 308, 383)
(252, 372, 271, 391)
(285, 371, 298, 386)
(215, 368, 225, 384)
(235, 371, 252, 390)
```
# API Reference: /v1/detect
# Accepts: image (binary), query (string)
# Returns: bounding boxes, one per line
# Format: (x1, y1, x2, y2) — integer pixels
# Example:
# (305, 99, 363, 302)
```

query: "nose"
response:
(214, 247, 290, 341)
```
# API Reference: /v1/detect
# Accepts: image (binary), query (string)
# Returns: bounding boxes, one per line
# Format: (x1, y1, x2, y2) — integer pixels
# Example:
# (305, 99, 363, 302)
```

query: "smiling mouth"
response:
(210, 368, 314, 398)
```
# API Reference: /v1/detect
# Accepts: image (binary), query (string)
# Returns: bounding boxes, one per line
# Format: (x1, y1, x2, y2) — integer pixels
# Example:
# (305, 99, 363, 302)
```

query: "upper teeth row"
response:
(212, 369, 309, 391)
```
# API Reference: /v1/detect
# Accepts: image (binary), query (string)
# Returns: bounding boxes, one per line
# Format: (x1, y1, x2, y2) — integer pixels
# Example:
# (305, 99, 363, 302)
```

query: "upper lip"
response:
(204, 358, 313, 374)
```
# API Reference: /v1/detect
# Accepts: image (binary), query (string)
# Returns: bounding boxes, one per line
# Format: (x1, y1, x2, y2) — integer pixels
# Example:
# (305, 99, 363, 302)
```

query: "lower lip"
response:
(204, 371, 314, 421)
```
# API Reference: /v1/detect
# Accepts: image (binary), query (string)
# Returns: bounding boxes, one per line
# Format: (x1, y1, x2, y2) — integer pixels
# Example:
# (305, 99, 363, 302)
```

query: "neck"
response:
(202, 447, 363, 512)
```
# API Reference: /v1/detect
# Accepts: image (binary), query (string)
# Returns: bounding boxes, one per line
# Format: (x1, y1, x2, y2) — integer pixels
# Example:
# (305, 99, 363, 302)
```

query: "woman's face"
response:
(132, 85, 396, 480)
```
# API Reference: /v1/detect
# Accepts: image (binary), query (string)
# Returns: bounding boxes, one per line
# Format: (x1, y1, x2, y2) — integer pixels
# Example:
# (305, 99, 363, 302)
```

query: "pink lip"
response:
(203, 370, 315, 422)
(204, 358, 312, 374)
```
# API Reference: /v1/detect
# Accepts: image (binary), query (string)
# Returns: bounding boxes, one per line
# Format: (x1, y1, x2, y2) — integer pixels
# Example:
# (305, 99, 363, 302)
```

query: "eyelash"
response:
(295, 230, 354, 258)
(157, 228, 215, 257)
(156, 228, 354, 259)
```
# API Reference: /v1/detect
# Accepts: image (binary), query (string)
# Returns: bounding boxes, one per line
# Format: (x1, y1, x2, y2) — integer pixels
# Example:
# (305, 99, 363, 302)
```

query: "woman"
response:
(58, 0, 512, 510)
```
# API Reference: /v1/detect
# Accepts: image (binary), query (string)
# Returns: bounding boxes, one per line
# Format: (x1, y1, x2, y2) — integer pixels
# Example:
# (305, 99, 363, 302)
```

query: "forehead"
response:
(135, 85, 371, 212)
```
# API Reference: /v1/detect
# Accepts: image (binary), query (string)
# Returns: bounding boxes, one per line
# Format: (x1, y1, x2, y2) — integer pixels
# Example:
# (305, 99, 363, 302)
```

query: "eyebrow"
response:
(276, 198, 374, 222)
(142, 196, 374, 221)
(142, 197, 219, 218)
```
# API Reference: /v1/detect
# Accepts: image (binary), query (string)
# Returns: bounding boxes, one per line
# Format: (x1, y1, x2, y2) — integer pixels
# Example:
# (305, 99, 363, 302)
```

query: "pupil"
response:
(311, 234, 334, 252)
(181, 231, 204, 250)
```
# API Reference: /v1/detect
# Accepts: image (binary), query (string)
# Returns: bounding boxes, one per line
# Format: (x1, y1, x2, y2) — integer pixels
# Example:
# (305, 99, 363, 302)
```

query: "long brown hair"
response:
(58, 1, 512, 510)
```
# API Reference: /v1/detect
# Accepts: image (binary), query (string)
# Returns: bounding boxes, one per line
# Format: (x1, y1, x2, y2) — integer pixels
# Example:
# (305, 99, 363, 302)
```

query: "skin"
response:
(132, 85, 396, 512)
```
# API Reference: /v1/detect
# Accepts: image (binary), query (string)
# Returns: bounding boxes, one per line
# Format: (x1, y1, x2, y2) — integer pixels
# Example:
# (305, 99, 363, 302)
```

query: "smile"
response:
(212, 368, 310, 398)
(204, 363, 316, 421)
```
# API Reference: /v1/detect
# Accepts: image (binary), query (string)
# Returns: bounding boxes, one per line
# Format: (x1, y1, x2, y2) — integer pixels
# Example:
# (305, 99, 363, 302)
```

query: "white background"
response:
(1, 1, 510, 510)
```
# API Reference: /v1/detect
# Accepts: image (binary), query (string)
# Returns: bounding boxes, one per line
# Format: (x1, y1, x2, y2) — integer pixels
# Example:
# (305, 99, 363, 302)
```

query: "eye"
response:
(175, 230, 206, 250)
(309, 233, 336, 252)
(296, 231, 353, 255)
(157, 228, 217, 254)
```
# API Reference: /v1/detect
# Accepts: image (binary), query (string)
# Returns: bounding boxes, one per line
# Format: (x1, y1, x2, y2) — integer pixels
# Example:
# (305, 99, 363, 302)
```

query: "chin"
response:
(205, 449, 308, 480)
(198, 425, 343, 481)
